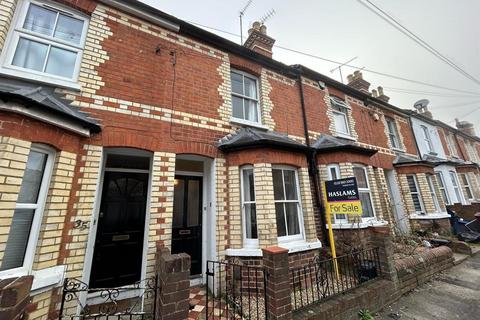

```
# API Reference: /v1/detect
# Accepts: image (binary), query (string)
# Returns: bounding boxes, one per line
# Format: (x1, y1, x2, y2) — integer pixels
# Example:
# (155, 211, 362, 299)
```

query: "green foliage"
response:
(358, 308, 374, 320)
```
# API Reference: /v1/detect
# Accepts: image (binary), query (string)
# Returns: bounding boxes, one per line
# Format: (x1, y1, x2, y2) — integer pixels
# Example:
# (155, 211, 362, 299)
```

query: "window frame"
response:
(272, 165, 305, 243)
(330, 97, 351, 137)
(230, 69, 262, 126)
(240, 165, 259, 248)
(449, 171, 463, 204)
(426, 174, 442, 213)
(420, 125, 434, 154)
(0, 0, 89, 88)
(435, 172, 450, 205)
(406, 174, 425, 214)
(385, 117, 401, 150)
(459, 173, 474, 200)
(326, 164, 347, 223)
(446, 133, 458, 158)
(0, 144, 55, 277)
(352, 164, 376, 221)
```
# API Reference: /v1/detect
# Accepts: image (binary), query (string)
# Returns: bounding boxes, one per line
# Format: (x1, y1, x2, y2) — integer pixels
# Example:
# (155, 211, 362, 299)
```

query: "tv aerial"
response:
(239, 0, 254, 45)
(260, 9, 276, 25)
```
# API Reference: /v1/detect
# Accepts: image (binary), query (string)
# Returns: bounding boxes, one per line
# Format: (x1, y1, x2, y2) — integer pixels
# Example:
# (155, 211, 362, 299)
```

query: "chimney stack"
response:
(346, 71, 370, 94)
(413, 99, 433, 119)
(455, 119, 476, 136)
(243, 21, 275, 58)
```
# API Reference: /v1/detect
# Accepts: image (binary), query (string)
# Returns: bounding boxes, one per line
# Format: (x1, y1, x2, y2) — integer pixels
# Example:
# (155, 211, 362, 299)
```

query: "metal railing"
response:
(58, 276, 158, 319)
(290, 247, 381, 310)
(206, 260, 268, 320)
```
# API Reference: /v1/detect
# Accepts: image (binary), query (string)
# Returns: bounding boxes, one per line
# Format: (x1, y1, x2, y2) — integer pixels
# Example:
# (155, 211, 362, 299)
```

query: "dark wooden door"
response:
(172, 175, 203, 275)
(90, 171, 148, 288)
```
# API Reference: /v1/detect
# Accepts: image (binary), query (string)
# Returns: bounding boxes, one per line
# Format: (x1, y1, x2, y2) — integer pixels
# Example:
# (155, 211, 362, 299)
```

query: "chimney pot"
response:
(347, 71, 370, 94)
(456, 119, 476, 136)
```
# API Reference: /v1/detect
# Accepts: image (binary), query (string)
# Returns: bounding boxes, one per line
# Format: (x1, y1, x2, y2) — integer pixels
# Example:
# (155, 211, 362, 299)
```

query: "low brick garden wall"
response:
(395, 246, 454, 295)
(293, 242, 455, 319)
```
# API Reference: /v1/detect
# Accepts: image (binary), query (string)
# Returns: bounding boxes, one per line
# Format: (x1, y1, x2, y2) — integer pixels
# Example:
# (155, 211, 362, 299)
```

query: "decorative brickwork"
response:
(298, 167, 317, 242)
(62, 144, 102, 279)
(253, 163, 277, 247)
(145, 152, 176, 277)
(260, 69, 276, 130)
(33, 151, 77, 271)
(0, 0, 16, 52)
(227, 165, 242, 249)
(215, 157, 229, 260)
(0, 136, 31, 262)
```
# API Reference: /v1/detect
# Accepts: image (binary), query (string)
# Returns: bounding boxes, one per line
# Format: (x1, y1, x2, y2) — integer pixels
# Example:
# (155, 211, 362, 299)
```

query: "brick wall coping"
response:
(262, 246, 289, 254)
(394, 246, 453, 274)
(409, 213, 450, 220)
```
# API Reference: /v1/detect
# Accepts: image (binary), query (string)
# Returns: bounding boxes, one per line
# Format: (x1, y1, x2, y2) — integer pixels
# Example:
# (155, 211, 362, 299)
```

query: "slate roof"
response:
(0, 77, 100, 132)
(218, 127, 309, 152)
(312, 134, 377, 155)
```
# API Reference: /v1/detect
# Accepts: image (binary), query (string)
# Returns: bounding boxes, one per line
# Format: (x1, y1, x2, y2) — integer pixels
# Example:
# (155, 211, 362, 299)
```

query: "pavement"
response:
(377, 252, 480, 320)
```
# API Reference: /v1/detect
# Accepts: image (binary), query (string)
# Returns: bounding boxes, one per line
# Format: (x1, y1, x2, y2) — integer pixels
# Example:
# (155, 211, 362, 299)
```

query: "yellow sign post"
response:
(323, 177, 363, 280)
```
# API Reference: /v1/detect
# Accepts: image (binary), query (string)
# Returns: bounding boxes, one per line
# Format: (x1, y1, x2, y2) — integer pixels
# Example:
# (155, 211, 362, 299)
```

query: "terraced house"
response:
(0, 0, 479, 319)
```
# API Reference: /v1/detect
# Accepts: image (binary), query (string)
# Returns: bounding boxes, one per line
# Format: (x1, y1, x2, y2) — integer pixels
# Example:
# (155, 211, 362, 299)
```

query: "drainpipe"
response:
(297, 74, 329, 246)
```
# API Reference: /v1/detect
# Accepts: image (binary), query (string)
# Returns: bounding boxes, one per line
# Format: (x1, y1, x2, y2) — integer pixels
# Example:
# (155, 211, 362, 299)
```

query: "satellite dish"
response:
(414, 99, 429, 110)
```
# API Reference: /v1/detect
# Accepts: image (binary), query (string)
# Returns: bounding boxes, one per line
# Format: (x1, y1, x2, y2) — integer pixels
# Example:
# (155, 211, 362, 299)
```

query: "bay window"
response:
(353, 165, 375, 220)
(0, 0, 88, 85)
(240, 166, 258, 247)
(435, 172, 450, 205)
(272, 166, 303, 241)
(406, 174, 425, 214)
(1, 145, 54, 273)
(449, 171, 463, 203)
(427, 174, 442, 212)
(327, 164, 347, 223)
(459, 173, 474, 200)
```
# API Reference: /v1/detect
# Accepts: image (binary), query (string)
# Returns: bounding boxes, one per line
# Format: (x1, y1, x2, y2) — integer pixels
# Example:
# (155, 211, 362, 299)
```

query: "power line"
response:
(447, 107, 480, 123)
(185, 19, 480, 96)
(382, 86, 480, 98)
(431, 99, 480, 110)
(357, 0, 480, 86)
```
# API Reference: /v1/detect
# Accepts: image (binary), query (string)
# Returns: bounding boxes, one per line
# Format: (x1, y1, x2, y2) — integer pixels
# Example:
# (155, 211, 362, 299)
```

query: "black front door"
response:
(172, 175, 203, 275)
(90, 171, 148, 288)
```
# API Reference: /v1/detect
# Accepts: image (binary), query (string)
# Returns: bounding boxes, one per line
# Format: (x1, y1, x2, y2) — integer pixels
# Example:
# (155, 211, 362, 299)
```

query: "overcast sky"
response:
(142, 0, 480, 132)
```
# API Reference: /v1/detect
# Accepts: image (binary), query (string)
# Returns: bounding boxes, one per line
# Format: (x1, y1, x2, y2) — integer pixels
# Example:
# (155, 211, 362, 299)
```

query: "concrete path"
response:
(377, 253, 480, 320)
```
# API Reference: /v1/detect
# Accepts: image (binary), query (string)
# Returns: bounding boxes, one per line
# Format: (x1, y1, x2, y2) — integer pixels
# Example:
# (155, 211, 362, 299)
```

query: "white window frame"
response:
(230, 69, 262, 126)
(385, 117, 401, 150)
(272, 165, 305, 243)
(406, 174, 425, 214)
(435, 171, 450, 205)
(426, 174, 442, 213)
(0, 0, 89, 89)
(449, 171, 463, 204)
(0, 144, 55, 278)
(330, 97, 351, 137)
(446, 133, 458, 158)
(420, 125, 434, 154)
(240, 165, 258, 248)
(459, 173, 474, 200)
(353, 164, 376, 222)
(326, 164, 347, 223)
(467, 141, 479, 163)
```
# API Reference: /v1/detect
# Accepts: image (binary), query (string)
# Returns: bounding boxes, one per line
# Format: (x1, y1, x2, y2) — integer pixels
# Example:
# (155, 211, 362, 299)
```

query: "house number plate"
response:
(179, 230, 191, 235)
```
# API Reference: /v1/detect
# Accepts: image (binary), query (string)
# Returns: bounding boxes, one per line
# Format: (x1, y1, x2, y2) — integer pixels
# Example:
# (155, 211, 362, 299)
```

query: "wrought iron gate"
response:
(59, 276, 158, 319)
(205, 260, 268, 320)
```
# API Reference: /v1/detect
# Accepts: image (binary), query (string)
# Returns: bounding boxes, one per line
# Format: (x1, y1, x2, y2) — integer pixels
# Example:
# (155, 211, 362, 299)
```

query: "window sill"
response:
(230, 117, 269, 131)
(333, 133, 356, 141)
(409, 212, 450, 220)
(225, 248, 262, 257)
(326, 220, 388, 229)
(0, 265, 65, 294)
(0, 67, 81, 91)
(279, 240, 322, 253)
(392, 147, 405, 153)
(225, 240, 322, 256)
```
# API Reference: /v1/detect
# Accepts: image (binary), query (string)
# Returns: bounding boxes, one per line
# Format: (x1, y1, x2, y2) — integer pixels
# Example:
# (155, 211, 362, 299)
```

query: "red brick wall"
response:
(397, 119, 418, 155)
(396, 165, 434, 175)
(226, 148, 307, 167)
(53, 0, 97, 14)
(437, 127, 451, 157)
